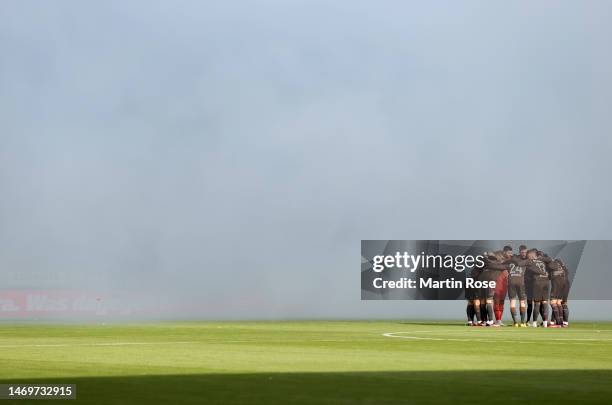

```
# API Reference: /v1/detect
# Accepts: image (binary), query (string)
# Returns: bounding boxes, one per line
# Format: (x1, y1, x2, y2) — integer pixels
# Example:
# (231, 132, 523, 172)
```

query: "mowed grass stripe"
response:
(1, 321, 612, 404)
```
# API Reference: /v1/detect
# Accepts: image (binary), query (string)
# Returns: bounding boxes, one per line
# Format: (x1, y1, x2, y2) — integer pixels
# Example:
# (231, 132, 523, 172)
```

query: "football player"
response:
(507, 245, 529, 327)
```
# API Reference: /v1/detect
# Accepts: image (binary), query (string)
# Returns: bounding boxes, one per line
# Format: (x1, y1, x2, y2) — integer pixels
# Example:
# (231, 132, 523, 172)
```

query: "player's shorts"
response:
(465, 285, 477, 300)
(479, 270, 499, 300)
(466, 278, 487, 300)
(473, 284, 493, 300)
(525, 279, 534, 301)
(550, 277, 567, 300)
(532, 278, 550, 301)
(507, 278, 526, 300)
(482, 287, 495, 300)
(561, 280, 571, 301)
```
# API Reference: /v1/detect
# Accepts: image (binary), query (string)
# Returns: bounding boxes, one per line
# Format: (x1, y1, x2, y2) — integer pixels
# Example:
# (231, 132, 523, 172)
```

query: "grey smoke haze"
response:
(1, 1, 612, 319)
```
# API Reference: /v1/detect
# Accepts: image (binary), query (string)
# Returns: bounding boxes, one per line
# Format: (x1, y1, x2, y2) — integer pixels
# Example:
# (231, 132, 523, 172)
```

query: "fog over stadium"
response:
(1, 1, 612, 319)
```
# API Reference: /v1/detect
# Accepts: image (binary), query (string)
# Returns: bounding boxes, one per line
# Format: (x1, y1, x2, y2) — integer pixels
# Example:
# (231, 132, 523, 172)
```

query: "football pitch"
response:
(2, 321, 612, 404)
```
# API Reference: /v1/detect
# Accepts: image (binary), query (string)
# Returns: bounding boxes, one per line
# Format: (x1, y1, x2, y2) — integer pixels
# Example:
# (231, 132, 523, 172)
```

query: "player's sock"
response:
(542, 303, 548, 322)
(533, 302, 540, 324)
(549, 303, 556, 324)
(520, 306, 526, 323)
(510, 307, 517, 324)
(526, 302, 533, 322)
(481, 304, 487, 322)
(562, 303, 569, 323)
(494, 302, 503, 321)
(552, 304, 562, 324)
(486, 302, 494, 322)
(467, 303, 475, 323)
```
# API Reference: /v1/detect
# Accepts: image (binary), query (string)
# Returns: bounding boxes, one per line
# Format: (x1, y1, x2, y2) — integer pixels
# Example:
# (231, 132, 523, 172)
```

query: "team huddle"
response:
(465, 245, 570, 327)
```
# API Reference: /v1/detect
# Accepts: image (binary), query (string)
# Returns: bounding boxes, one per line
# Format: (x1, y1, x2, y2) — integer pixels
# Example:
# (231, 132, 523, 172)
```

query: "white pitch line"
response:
(0, 341, 198, 349)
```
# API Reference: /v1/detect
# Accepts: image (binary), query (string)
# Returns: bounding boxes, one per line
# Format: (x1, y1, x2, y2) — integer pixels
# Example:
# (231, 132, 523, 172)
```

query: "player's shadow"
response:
(3, 370, 612, 404)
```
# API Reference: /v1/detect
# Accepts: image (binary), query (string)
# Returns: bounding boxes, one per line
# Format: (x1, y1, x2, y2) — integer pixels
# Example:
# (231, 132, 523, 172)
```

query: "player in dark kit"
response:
(507, 245, 529, 327)
(525, 257, 535, 323)
(548, 258, 568, 327)
(466, 260, 485, 326)
(538, 250, 556, 322)
(526, 249, 551, 327)
(480, 251, 509, 326)
(560, 260, 571, 326)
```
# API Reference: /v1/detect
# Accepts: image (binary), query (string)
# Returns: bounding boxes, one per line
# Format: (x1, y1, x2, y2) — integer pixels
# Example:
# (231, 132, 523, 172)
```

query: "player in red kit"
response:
(492, 245, 512, 326)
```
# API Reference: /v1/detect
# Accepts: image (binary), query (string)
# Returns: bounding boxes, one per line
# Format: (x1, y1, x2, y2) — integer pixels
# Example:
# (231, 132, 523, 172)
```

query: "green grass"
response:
(2, 321, 612, 404)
